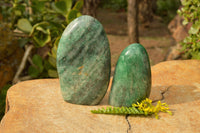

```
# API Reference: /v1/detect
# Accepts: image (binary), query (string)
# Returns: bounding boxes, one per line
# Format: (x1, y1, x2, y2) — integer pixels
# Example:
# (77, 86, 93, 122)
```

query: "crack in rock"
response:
(5, 95, 10, 113)
(125, 114, 131, 133)
(124, 86, 172, 133)
(153, 86, 172, 103)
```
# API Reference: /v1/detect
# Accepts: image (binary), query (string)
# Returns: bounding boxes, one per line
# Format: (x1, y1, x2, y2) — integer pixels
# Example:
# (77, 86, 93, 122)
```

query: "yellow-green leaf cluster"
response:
(132, 98, 172, 119)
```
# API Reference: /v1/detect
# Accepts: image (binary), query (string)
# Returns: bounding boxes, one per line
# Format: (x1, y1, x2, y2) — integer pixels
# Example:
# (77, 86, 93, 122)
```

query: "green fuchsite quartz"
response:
(57, 15, 111, 105)
(109, 43, 151, 107)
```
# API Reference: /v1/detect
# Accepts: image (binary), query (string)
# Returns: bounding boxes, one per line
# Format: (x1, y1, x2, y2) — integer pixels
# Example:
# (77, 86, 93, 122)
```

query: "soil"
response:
(96, 9, 176, 69)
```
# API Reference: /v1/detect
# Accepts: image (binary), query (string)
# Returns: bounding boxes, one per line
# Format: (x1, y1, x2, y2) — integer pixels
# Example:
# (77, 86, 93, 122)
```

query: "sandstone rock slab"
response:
(0, 79, 127, 133)
(1, 60, 200, 133)
(128, 60, 200, 133)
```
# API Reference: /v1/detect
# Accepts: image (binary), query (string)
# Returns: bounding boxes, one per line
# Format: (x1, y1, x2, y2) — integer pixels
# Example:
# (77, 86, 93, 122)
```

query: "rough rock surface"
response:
(129, 60, 200, 133)
(168, 14, 191, 42)
(167, 14, 192, 60)
(1, 60, 200, 133)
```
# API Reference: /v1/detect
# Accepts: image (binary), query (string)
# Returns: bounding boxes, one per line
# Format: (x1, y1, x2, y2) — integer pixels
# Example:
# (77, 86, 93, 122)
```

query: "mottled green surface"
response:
(109, 43, 151, 107)
(57, 15, 111, 105)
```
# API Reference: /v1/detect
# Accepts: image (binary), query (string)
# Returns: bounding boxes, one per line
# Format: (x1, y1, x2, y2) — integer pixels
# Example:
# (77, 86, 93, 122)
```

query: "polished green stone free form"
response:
(109, 43, 151, 107)
(57, 15, 111, 105)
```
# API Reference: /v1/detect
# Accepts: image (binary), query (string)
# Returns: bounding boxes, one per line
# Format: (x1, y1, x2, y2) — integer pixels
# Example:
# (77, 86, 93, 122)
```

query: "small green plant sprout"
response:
(91, 98, 172, 119)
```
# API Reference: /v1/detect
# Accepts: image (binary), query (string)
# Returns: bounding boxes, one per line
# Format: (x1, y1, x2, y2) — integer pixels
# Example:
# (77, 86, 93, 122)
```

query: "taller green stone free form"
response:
(109, 43, 151, 107)
(57, 15, 111, 105)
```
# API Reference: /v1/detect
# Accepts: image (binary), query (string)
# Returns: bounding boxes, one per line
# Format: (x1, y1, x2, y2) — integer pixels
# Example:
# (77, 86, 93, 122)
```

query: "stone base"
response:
(1, 60, 200, 133)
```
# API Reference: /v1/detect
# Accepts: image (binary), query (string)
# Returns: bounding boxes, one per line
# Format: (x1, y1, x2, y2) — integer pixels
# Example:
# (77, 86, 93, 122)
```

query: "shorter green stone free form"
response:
(109, 43, 151, 107)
